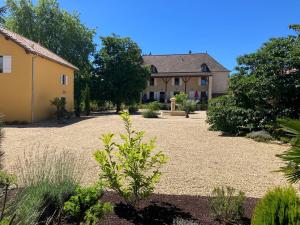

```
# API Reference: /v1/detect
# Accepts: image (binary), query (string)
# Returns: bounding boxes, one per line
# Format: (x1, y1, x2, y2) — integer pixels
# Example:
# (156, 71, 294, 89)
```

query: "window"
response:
(60, 74, 68, 85)
(150, 65, 158, 73)
(201, 64, 210, 72)
(174, 77, 180, 86)
(149, 92, 154, 100)
(150, 77, 155, 86)
(201, 78, 207, 86)
(173, 91, 180, 96)
(0, 56, 12, 73)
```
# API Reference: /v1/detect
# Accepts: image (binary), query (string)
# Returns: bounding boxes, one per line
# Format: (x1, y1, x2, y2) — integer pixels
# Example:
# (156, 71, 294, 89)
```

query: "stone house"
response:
(143, 53, 230, 103)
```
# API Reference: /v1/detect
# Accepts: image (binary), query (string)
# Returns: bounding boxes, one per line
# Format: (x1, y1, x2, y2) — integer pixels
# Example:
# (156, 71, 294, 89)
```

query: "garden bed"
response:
(97, 192, 258, 225)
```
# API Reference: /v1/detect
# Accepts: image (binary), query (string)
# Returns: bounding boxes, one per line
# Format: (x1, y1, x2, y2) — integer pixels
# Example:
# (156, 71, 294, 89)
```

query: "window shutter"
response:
(172, 78, 174, 86)
(60, 75, 63, 85)
(170, 91, 173, 97)
(66, 75, 68, 85)
(3, 56, 12, 73)
(179, 78, 182, 86)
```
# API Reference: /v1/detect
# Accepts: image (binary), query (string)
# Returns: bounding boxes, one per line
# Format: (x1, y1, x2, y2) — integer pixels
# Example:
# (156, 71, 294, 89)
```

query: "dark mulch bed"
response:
(97, 192, 258, 225)
(4, 190, 258, 225)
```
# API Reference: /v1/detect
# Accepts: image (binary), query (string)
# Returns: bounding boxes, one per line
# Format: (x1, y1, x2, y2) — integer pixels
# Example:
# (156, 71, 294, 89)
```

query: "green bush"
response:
(209, 186, 245, 223)
(207, 95, 255, 134)
(94, 112, 167, 206)
(246, 130, 274, 142)
(147, 101, 162, 111)
(251, 187, 300, 225)
(182, 100, 196, 118)
(64, 183, 112, 224)
(50, 97, 69, 121)
(128, 104, 139, 114)
(12, 150, 81, 225)
(142, 110, 159, 118)
(174, 92, 188, 105)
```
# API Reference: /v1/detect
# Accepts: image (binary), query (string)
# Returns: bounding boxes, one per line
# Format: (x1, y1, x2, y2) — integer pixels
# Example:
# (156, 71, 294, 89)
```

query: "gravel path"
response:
(2, 111, 290, 197)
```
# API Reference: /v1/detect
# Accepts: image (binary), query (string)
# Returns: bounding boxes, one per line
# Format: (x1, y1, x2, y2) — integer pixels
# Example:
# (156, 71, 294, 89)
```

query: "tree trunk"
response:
(116, 103, 121, 113)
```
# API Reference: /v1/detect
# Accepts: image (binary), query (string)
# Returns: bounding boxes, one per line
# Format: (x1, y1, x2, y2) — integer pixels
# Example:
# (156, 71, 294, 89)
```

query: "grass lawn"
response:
(2, 111, 290, 198)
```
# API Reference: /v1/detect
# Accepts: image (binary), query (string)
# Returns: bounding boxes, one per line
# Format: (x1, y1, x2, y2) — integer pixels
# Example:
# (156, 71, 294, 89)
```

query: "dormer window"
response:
(150, 65, 158, 73)
(201, 64, 210, 72)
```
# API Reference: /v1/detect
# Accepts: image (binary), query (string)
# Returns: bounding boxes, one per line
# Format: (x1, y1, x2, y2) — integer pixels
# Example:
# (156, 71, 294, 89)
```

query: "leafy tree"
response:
(0, 6, 6, 24)
(276, 119, 300, 183)
(207, 25, 300, 134)
(83, 84, 91, 116)
(94, 112, 167, 206)
(5, 0, 96, 116)
(93, 35, 150, 112)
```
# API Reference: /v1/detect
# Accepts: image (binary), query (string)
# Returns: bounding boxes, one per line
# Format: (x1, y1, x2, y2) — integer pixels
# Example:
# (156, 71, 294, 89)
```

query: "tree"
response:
(5, 0, 96, 116)
(93, 35, 150, 112)
(207, 25, 300, 134)
(94, 112, 167, 206)
(0, 6, 6, 24)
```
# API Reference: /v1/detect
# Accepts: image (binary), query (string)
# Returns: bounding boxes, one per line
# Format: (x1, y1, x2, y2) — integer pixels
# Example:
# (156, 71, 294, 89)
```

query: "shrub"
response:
(128, 104, 139, 114)
(50, 97, 68, 121)
(142, 110, 159, 118)
(64, 183, 112, 224)
(12, 150, 81, 225)
(246, 130, 274, 142)
(182, 100, 196, 118)
(173, 218, 198, 225)
(174, 92, 188, 105)
(207, 95, 255, 134)
(147, 101, 162, 111)
(251, 187, 300, 225)
(94, 112, 167, 206)
(209, 186, 245, 223)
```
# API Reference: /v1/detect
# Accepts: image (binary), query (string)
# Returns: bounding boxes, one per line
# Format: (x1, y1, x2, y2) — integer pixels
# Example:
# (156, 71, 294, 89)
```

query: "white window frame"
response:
(0, 56, 12, 74)
(60, 74, 68, 86)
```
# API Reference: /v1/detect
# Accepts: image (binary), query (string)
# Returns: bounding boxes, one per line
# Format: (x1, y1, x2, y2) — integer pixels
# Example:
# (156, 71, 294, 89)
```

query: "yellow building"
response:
(0, 27, 78, 123)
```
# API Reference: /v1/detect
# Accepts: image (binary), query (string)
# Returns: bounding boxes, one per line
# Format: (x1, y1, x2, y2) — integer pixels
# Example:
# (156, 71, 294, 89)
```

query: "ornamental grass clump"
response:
(251, 186, 300, 225)
(11, 149, 82, 225)
(94, 111, 167, 206)
(209, 186, 245, 223)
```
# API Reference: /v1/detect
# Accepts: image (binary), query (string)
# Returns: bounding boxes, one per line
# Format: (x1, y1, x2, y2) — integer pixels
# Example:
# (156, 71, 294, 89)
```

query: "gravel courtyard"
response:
(2, 111, 290, 198)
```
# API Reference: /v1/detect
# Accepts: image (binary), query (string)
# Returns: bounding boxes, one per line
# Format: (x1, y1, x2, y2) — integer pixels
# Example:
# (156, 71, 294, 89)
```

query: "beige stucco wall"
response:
(0, 34, 75, 123)
(33, 56, 74, 122)
(144, 71, 228, 100)
(0, 34, 33, 122)
(212, 71, 229, 94)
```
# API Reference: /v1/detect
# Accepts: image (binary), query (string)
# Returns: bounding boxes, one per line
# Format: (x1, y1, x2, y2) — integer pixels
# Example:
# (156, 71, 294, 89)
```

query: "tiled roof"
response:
(143, 53, 229, 74)
(0, 27, 78, 70)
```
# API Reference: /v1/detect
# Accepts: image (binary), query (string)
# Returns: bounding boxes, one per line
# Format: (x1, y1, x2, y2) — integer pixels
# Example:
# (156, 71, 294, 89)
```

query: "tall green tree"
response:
(207, 25, 300, 133)
(93, 35, 150, 112)
(5, 0, 96, 116)
(0, 6, 6, 24)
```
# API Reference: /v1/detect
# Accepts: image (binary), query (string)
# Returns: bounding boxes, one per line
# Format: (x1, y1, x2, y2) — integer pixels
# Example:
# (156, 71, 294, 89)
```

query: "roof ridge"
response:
(0, 27, 78, 70)
(143, 53, 208, 56)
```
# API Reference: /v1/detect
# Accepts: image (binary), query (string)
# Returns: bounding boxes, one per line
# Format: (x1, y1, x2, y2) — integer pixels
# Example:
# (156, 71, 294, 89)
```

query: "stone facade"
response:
(143, 53, 230, 103)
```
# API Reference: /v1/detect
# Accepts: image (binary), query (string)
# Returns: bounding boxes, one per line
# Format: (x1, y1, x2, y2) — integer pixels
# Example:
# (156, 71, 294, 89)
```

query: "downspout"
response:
(31, 56, 37, 123)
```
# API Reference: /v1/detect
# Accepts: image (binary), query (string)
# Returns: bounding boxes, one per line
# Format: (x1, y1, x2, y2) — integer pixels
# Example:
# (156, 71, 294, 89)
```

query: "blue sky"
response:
(1, 0, 299, 71)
